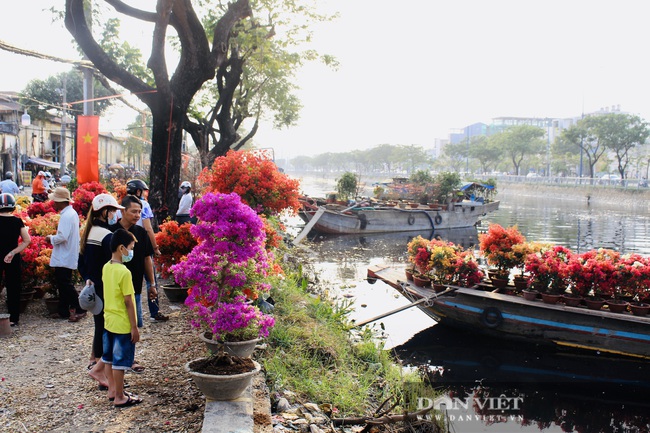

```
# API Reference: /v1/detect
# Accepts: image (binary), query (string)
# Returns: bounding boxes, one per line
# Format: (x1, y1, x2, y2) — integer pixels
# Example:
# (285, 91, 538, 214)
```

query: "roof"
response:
(460, 182, 494, 191)
(27, 157, 62, 169)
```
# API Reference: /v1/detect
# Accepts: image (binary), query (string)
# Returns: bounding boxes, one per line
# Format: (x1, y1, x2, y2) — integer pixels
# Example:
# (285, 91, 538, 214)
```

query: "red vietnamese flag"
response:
(76, 115, 99, 183)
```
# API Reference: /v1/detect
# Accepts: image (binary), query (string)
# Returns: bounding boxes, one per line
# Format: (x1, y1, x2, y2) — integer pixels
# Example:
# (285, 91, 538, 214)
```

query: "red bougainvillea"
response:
(72, 182, 107, 217)
(198, 150, 301, 216)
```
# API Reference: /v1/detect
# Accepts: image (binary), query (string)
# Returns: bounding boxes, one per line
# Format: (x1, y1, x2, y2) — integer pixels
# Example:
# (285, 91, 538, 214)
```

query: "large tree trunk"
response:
(148, 98, 187, 221)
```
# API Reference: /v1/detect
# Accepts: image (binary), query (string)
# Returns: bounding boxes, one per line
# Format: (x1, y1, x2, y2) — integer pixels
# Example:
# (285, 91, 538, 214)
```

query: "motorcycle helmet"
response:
(0, 193, 16, 211)
(126, 179, 149, 195)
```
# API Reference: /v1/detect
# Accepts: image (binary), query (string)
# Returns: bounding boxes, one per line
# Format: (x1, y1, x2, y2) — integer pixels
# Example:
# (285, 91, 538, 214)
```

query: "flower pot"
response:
(522, 289, 539, 301)
(629, 303, 650, 316)
(432, 283, 446, 293)
(19, 290, 36, 314)
(490, 277, 509, 289)
(513, 277, 529, 291)
(162, 284, 189, 303)
(606, 301, 628, 314)
(412, 274, 431, 288)
(200, 332, 262, 358)
(185, 357, 260, 401)
(541, 293, 562, 304)
(405, 268, 414, 281)
(409, 203, 419, 208)
(0, 313, 11, 337)
(584, 298, 606, 311)
(562, 294, 583, 307)
(44, 297, 60, 315)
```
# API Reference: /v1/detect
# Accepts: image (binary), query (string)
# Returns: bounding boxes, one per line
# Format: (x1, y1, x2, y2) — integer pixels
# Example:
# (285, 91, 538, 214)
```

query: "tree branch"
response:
(65, 0, 154, 105)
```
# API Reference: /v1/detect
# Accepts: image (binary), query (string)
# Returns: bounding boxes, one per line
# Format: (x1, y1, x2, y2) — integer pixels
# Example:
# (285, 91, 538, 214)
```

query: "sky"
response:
(2, 0, 650, 160)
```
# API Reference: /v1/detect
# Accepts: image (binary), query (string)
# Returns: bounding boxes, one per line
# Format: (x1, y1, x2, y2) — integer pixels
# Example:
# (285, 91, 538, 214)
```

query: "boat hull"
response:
(368, 265, 650, 359)
(301, 201, 499, 234)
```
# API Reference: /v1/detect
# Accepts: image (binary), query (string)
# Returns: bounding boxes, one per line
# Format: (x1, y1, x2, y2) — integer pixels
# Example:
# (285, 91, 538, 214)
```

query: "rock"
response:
(276, 397, 291, 412)
(303, 402, 320, 413)
(310, 425, 324, 433)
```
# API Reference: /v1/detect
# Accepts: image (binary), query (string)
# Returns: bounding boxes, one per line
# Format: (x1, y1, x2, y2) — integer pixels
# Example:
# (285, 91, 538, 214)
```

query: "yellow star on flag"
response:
(83, 133, 93, 144)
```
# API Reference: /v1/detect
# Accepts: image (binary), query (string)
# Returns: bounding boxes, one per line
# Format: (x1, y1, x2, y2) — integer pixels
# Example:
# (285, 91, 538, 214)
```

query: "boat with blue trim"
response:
(367, 264, 650, 359)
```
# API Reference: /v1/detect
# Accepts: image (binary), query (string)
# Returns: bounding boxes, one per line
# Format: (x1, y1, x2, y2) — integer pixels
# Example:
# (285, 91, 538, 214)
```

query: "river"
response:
(285, 176, 650, 433)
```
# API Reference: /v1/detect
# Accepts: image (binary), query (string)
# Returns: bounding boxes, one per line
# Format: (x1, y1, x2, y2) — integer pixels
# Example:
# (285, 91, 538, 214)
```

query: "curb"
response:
(201, 373, 271, 433)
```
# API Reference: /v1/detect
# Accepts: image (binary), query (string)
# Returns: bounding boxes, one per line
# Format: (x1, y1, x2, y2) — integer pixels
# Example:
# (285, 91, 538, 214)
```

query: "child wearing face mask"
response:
(101, 228, 143, 408)
(78, 194, 125, 389)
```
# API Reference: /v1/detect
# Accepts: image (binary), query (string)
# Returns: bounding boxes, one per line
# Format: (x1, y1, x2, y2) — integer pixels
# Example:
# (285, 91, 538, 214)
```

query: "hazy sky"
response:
(2, 0, 649, 159)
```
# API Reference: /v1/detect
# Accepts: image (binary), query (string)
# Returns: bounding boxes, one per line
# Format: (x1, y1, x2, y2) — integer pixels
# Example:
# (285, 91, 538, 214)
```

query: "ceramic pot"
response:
(513, 277, 529, 291)
(412, 274, 431, 288)
(405, 268, 414, 281)
(185, 358, 260, 401)
(490, 277, 509, 289)
(584, 298, 606, 311)
(432, 283, 446, 293)
(44, 297, 60, 315)
(629, 303, 650, 316)
(200, 332, 262, 358)
(522, 290, 538, 301)
(19, 290, 36, 313)
(541, 293, 562, 304)
(606, 301, 628, 314)
(162, 284, 189, 303)
(562, 294, 583, 307)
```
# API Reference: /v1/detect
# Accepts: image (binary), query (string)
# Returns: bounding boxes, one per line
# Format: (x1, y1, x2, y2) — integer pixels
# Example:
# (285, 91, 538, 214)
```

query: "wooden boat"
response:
(298, 200, 500, 234)
(367, 264, 650, 359)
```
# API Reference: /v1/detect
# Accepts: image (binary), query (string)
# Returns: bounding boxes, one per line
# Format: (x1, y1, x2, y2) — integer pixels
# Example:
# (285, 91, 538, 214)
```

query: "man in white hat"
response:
(46, 187, 84, 321)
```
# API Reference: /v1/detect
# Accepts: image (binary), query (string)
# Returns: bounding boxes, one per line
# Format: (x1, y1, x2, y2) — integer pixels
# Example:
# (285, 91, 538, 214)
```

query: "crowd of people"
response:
(0, 176, 195, 408)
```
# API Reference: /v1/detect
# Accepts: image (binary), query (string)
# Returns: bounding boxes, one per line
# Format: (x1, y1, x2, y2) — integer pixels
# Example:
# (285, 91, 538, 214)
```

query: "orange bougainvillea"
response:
(155, 219, 198, 279)
(198, 150, 301, 216)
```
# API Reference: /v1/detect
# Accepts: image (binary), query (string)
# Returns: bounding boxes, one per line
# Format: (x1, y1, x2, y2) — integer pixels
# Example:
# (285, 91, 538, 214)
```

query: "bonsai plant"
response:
(172, 192, 274, 400)
(171, 192, 275, 348)
(525, 245, 573, 296)
(479, 223, 526, 281)
(155, 219, 198, 279)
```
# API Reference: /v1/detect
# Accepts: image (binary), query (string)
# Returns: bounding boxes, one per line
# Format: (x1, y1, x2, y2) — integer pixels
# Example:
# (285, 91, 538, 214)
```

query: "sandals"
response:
(114, 393, 143, 408)
(130, 362, 145, 374)
(87, 361, 97, 371)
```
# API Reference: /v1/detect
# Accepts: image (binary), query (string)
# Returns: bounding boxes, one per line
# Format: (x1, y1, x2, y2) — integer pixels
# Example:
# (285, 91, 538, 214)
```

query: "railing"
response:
(472, 174, 649, 190)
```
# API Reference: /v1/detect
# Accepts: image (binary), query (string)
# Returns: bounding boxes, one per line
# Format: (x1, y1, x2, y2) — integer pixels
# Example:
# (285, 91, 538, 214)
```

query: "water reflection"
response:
(394, 326, 650, 432)
(294, 193, 650, 433)
(483, 192, 650, 254)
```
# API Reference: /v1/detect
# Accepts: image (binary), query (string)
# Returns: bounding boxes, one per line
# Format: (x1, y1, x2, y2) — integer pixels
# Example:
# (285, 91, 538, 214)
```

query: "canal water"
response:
(287, 179, 650, 433)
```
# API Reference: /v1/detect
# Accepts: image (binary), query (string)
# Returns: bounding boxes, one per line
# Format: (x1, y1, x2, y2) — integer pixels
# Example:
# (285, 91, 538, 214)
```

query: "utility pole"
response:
(60, 76, 67, 174)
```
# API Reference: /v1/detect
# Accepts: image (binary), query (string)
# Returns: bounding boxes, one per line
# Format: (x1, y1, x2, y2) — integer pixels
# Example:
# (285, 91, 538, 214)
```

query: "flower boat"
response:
(367, 264, 650, 360)
(298, 199, 500, 234)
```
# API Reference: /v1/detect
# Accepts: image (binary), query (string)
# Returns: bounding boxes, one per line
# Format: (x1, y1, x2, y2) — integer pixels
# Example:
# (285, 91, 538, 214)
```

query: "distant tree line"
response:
(290, 113, 650, 179)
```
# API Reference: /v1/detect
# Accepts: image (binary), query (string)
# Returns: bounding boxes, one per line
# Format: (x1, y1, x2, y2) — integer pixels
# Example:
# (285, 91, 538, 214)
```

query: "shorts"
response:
(101, 330, 135, 370)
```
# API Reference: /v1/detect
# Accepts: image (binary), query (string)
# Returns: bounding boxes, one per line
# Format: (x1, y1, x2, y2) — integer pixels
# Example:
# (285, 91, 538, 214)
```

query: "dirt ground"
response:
(0, 289, 271, 433)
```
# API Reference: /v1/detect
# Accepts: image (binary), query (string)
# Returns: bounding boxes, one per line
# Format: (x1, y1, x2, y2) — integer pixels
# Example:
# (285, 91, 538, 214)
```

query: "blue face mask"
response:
(108, 213, 118, 225)
(122, 248, 134, 263)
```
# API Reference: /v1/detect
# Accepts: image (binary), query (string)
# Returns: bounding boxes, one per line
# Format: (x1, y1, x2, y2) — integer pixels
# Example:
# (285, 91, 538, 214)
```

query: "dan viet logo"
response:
(419, 395, 524, 412)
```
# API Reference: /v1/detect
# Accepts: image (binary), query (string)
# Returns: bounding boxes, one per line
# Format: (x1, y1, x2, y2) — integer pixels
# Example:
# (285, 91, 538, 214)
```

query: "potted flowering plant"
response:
(172, 192, 275, 344)
(525, 245, 573, 299)
(172, 192, 273, 400)
(155, 219, 198, 302)
(424, 239, 458, 286)
(479, 223, 526, 281)
(450, 249, 484, 288)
